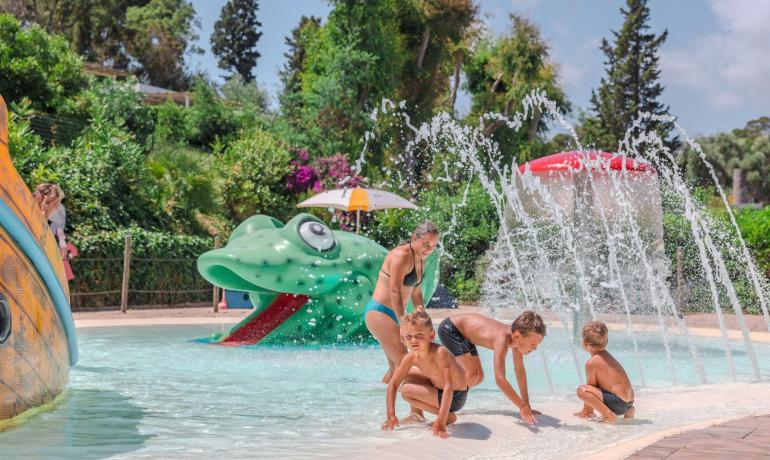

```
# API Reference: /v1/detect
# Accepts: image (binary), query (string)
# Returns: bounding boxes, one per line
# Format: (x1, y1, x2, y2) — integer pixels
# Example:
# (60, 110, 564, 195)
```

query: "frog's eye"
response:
(298, 220, 336, 252)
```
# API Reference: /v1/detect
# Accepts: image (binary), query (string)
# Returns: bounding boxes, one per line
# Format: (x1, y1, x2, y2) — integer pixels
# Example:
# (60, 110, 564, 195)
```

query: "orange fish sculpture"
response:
(0, 95, 78, 428)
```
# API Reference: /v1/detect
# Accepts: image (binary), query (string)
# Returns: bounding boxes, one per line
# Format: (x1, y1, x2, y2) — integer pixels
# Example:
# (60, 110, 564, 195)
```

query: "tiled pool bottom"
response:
(2, 325, 770, 459)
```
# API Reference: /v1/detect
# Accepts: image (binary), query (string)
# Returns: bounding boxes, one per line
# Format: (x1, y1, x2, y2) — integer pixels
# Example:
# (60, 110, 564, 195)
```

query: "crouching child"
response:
(575, 321, 635, 423)
(381, 311, 468, 438)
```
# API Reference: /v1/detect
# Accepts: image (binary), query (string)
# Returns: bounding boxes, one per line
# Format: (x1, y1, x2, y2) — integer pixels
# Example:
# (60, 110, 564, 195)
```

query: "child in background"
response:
(575, 321, 635, 423)
(381, 311, 468, 439)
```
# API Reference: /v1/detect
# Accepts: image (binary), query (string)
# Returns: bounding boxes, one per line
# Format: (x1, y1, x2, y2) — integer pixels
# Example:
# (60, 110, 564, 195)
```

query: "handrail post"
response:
(120, 235, 132, 313)
(213, 236, 221, 313)
(675, 246, 685, 312)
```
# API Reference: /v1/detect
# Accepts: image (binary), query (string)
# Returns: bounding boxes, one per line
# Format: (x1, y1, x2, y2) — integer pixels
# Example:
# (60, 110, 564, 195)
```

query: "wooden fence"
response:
(69, 236, 221, 312)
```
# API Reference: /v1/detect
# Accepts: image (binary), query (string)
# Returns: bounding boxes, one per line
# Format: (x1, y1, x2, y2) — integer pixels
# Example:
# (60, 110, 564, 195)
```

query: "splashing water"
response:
(351, 89, 770, 388)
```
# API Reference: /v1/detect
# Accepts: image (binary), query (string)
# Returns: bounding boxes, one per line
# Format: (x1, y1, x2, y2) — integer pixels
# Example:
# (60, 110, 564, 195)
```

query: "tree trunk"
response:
(449, 50, 464, 111)
(357, 83, 371, 110)
(490, 72, 503, 93)
(482, 98, 514, 137)
(527, 106, 541, 141)
(480, 72, 504, 115)
(416, 26, 431, 69)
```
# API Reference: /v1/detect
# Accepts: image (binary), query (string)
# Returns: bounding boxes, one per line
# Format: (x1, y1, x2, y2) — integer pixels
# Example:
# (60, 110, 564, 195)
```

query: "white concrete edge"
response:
(584, 413, 757, 459)
(75, 315, 770, 343)
(75, 316, 245, 328)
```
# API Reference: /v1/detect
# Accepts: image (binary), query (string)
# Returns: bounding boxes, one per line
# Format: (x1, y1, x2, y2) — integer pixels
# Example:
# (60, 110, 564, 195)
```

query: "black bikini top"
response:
(381, 242, 423, 287)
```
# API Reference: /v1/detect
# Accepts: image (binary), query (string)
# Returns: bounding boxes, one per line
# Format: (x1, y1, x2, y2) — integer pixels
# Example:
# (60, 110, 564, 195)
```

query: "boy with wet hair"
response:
(437, 310, 546, 424)
(381, 311, 468, 439)
(575, 321, 635, 423)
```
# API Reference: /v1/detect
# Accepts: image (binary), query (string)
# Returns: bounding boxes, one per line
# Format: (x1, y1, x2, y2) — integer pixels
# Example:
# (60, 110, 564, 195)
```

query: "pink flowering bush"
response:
(286, 149, 319, 192)
(286, 150, 364, 193)
(314, 154, 363, 190)
(285, 149, 367, 232)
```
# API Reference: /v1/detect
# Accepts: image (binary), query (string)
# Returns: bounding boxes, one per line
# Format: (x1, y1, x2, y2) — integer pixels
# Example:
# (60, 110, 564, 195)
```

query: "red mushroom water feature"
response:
(516, 150, 661, 231)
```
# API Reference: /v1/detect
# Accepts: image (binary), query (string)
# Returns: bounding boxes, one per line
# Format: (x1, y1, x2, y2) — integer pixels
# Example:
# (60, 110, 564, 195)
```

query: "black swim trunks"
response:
(437, 387, 469, 413)
(438, 317, 478, 357)
(601, 388, 633, 415)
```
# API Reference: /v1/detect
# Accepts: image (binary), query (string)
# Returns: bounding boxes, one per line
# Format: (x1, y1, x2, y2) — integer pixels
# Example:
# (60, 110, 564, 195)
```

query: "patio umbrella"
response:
(296, 187, 418, 233)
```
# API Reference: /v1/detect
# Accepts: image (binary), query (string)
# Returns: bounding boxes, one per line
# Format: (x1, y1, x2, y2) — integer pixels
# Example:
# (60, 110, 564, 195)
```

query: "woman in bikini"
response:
(365, 221, 440, 384)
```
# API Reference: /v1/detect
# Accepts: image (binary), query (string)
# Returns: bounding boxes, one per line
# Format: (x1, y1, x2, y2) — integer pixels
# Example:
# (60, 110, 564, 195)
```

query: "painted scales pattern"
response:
(0, 96, 76, 425)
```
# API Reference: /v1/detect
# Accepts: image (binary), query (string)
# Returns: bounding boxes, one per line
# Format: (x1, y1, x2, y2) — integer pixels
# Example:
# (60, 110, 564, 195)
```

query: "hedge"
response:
(68, 227, 215, 309)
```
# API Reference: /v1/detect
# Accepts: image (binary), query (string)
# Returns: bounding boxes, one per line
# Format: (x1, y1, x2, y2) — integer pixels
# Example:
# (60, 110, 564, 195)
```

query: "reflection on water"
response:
(0, 389, 152, 460)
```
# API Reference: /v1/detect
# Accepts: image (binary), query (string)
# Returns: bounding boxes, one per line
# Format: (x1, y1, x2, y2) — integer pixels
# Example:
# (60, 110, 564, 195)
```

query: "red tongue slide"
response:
(221, 293, 309, 345)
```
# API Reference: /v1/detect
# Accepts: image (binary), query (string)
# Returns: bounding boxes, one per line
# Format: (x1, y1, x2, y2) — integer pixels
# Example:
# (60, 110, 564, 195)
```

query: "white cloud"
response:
(661, 0, 770, 109)
(553, 37, 602, 95)
(508, 0, 541, 11)
(557, 61, 588, 91)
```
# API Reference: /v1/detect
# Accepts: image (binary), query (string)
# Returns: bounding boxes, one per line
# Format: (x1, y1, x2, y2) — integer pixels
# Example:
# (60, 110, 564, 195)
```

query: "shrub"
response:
(153, 81, 246, 150)
(59, 78, 157, 146)
(663, 191, 770, 315)
(7, 102, 50, 186)
(145, 142, 221, 235)
(25, 117, 169, 232)
(154, 100, 193, 145)
(734, 206, 770, 279)
(216, 127, 293, 221)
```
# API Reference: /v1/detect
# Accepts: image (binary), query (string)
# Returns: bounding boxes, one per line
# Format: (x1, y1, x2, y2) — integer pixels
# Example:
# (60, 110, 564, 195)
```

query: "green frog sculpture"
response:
(197, 213, 439, 345)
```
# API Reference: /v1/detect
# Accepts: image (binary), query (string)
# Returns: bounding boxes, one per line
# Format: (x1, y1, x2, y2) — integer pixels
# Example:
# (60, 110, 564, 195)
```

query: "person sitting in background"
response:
(33, 183, 75, 281)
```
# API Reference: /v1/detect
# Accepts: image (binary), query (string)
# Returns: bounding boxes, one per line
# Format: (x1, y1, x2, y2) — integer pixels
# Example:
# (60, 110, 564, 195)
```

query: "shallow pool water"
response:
(2, 324, 770, 459)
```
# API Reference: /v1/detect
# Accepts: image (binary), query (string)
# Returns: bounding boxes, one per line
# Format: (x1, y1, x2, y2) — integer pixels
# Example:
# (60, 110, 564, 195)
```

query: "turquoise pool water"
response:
(1, 324, 769, 459)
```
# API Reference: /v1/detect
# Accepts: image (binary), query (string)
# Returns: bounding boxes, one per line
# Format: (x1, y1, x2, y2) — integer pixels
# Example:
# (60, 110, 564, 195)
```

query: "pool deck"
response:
(72, 306, 770, 458)
(621, 415, 770, 459)
(353, 382, 770, 460)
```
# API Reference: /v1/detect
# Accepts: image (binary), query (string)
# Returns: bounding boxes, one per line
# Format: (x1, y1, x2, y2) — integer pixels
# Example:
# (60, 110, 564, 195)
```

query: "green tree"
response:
(679, 117, 770, 203)
(2, 0, 204, 89)
(279, 15, 321, 122)
(0, 0, 92, 37)
(0, 14, 87, 111)
(463, 15, 569, 163)
(281, 0, 480, 174)
(210, 0, 262, 82)
(58, 78, 157, 146)
(281, 20, 381, 157)
(125, 0, 201, 89)
(395, 0, 477, 120)
(221, 74, 269, 111)
(22, 116, 169, 232)
(589, 0, 676, 152)
(153, 80, 242, 150)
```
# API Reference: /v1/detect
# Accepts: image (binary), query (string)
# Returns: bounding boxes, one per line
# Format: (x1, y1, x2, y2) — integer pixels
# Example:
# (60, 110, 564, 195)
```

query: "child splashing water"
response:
(381, 311, 468, 438)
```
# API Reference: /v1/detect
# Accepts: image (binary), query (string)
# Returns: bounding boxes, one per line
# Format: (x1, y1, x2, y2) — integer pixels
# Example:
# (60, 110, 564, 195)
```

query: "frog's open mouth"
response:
(220, 293, 309, 345)
(198, 258, 311, 345)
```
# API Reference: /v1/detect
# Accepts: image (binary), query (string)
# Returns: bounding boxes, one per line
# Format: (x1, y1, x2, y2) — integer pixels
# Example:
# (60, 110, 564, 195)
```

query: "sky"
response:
(188, 0, 770, 138)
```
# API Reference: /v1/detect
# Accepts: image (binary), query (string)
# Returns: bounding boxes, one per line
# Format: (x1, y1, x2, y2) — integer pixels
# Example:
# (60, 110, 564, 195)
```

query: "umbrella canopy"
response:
(296, 187, 417, 212)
